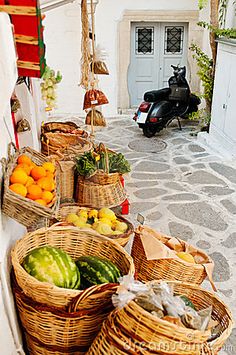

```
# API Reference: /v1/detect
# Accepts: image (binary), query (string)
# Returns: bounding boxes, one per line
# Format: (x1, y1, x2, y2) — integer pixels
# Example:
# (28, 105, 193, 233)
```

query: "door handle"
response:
(222, 104, 227, 109)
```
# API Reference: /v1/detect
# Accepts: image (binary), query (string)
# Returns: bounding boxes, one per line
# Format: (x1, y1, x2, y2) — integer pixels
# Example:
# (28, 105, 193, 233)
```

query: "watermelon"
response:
(76, 255, 121, 288)
(22, 246, 80, 289)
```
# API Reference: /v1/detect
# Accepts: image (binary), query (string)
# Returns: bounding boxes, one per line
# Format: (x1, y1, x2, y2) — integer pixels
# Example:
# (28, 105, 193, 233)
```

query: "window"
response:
(165, 26, 184, 54)
(135, 27, 154, 55)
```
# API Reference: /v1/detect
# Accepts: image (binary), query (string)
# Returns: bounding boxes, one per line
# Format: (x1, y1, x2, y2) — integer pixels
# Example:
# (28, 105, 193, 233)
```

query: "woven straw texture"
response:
(11, 225, 134, 308)
(41, 121, 86, 135)
(1, 145, 60, 227)
(57, 160, 75, 201)
(12, 273, 118, 355)
(41, 135, 92, 159)
(131, 228, 214, 286)
(87, 170, 120, 185)
(76, 176, 126, 209)
(87, 281, 233, 355)
(55, 203, 134, 247)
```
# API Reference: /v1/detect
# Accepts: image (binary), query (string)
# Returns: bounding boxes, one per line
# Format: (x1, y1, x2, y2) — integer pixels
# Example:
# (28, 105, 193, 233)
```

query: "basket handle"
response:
(98, 142, 109, 174)
(7, 142, 17, 159)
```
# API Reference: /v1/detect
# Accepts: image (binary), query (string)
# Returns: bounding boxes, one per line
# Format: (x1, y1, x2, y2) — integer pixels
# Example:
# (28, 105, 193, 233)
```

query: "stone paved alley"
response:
(73, 114, 236, 354)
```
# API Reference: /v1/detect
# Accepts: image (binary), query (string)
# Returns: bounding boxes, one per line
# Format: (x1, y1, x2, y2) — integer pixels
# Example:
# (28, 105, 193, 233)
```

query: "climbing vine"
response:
(198, 21, 236, 38)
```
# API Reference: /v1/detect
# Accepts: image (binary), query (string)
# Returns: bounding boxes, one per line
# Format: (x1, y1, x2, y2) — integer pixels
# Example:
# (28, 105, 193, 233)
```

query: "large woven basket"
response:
(87, 170, 120, 185)
(76, 176, 126, 209)
(12, 273, 118, 354)
(55, 203, 134, 247)
(11, 225, 134, 308)
(41, 135, 92, 159)
(87, 281, 233, 355)
(1, 144, 60, 228)
(56, 160, 75, 202)
(41, 121, 88, 136)
(131, 226, 215, 288)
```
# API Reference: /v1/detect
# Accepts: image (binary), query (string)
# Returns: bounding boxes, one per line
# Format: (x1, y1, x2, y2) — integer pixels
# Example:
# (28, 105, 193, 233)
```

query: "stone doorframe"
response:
(118, 10, 203, 110)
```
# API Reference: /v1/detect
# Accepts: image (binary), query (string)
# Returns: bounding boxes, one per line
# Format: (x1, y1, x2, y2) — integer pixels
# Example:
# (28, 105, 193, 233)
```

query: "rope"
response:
(90, 0, 96, 139)
(80, 0, 90, 90)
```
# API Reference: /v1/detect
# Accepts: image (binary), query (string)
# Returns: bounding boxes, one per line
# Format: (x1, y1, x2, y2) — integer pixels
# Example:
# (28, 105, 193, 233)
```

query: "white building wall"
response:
(43, 0, 200, 118)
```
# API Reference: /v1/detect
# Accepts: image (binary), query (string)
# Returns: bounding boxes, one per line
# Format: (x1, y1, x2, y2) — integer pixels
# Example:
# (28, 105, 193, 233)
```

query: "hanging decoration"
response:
(0, 0, 46, 78)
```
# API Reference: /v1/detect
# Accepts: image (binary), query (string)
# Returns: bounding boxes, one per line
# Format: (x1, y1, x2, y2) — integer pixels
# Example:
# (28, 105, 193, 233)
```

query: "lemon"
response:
(78, 210, 88, 220)
(66, 213, 79, 224)
(88, 209, 98, 219)
(98, 207, 116, 221)
(98, 218, 113, 227)
(176, 252, 195, 264)
(73, 218, 87, 228)
(115, 221, 128, 233)
(93, 221, 113, 235)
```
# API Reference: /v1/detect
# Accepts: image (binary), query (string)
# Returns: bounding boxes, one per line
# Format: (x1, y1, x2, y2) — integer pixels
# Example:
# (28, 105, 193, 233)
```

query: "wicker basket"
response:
(12, 273, 118, 355)
(131, 226, 215, 287)
(41, 135, 93, 159)
(87, 281, 233, 355)
(76, 176, 126, 209)
(1, 144, 60, 228)
(57, 160, 75, 202)
(55, 203, 134, 247)
(41, 121, 87, 136)
(87, 170, 120, 185)
(11, 225, 134, 308)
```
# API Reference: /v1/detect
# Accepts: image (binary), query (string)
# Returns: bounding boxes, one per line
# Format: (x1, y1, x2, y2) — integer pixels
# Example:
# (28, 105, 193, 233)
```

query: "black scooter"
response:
(133, 65, 201, 137)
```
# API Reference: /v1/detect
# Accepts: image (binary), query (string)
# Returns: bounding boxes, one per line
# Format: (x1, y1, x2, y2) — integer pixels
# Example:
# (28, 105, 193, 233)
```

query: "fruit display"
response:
(22, 246, 80, 289)
(22, 246, 121, 290)
(76, 255, 121, 289)
(9, 155, 56, 207)
(40, 65, 62, 111)
(65, 207, 129, 236)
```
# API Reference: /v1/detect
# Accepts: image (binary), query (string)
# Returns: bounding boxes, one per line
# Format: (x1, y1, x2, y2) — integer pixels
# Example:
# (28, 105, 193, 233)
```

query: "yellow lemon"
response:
(176, 252, 195, 264)
(98, 218, 113, 227)
(115, 221, 128, 233)
(98, 207, 116, 221)
(77, 210, 88, 220)
(66, 213, 79, 224)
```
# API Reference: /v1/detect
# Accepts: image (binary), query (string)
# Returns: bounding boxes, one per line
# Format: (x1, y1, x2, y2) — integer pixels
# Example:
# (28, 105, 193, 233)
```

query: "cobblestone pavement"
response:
(73, 114, 236, 354)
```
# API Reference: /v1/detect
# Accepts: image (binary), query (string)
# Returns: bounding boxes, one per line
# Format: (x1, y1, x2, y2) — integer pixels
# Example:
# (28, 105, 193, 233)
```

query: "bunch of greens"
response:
(106, 152, 131, 174)
(75, 151, 131, 177)
(75, 152, 96, 177)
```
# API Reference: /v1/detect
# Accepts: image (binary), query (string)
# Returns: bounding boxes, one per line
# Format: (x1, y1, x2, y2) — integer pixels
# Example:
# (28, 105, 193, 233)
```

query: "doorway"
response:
(128, 22, 188, 107)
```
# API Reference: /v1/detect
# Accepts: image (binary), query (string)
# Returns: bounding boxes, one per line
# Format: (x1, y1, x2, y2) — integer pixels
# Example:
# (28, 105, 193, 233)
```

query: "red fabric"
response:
(121, 199, 130, 215)
(11, 112, 19, 149)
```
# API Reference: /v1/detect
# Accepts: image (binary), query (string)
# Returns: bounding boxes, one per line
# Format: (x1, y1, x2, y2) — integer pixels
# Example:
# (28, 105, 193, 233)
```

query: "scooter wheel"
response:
(143, 126, 158, 138)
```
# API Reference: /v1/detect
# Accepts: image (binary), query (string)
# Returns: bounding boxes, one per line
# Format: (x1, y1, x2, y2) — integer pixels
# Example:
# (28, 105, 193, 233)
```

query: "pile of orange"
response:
(9, 154, 56, 207)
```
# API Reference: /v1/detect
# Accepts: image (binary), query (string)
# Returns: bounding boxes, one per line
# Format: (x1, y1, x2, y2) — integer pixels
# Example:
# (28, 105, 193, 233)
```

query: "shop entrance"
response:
(128, 22, 188, 107)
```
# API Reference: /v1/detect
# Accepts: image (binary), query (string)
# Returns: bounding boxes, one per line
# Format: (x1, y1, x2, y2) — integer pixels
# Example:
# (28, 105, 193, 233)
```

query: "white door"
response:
(128, 22, 188, 107)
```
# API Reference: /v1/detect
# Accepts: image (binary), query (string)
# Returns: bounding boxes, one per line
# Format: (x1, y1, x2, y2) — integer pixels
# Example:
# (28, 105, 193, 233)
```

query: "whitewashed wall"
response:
(43, 0, 200, 117)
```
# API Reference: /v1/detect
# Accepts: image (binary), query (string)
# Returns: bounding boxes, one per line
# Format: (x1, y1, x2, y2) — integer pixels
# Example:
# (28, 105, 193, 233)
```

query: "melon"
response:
(22, 246, 80, 289)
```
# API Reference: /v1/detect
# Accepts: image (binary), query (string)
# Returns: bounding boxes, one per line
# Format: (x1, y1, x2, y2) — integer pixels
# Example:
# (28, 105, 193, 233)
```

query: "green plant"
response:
(188, 109, 211, 129)
(198, 21, 236, 38)
(189, 44, 214, 112)
(198, 0, 209, 9)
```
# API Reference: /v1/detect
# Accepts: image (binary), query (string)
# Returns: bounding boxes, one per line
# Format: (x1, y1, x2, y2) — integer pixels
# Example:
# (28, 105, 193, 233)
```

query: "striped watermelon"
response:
(22, 246, 80, 289)
(76, 255, 121, 288)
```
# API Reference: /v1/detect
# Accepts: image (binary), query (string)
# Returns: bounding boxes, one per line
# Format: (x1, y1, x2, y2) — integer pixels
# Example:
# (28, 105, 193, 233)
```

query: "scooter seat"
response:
(144, 88, 171, 102)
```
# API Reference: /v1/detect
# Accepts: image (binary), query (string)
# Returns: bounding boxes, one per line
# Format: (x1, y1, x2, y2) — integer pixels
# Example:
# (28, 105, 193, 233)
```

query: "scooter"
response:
(133, 65, 201, 138)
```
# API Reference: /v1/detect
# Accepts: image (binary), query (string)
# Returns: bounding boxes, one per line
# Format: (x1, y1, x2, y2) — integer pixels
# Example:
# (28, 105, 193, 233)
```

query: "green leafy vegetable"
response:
(75, 152, 97, 177)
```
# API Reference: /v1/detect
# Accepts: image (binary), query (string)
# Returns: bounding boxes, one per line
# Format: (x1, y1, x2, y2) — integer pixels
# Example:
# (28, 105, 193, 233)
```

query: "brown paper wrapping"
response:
(136, 225, 216, 291)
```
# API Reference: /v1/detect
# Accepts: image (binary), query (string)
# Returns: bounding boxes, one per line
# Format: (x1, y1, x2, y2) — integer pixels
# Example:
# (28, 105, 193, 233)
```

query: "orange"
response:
(31, 166, 46, 181)
(9, 183, 27, 197)
(15, 163, 31, 175)
(17, 155, 32, 166)
(42, 162, 55, 173)
(41, 191, 53, 204)
(25, 176, 34, 188)
(37, 177, 54, 191)
(46, 171, 54, 179)
(35, 199, 47, 206)
(27, 184, 42, 200)
(10, 170, 28, 185)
